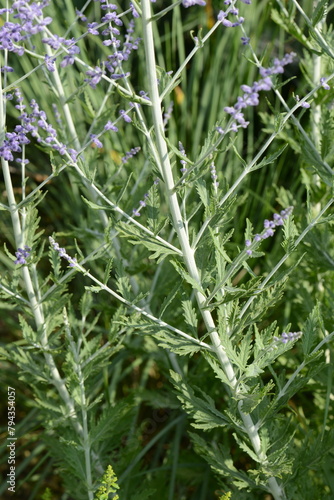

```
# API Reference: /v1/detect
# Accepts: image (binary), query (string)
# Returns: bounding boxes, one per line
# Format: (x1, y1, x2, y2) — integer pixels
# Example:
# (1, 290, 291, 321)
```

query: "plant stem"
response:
(141, 2, 286, 498)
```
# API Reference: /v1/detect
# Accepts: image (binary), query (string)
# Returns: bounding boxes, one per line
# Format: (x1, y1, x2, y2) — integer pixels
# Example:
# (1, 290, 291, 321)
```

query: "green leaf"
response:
(115, 262, 132, 301)
(170, 371, 229, 429)
(312, 0, 328, 26)
(302, 303, 321, 355)
(238, 381, 275, 414)
(232, 433, 261, 463)
(103, 258, 114, 285)
(170, 259, 205, 294)
(300, 137, 333, 186)
(250, 145, 288, 172)
(159, 281, 182, 319)
(156, 65, 181, 97)
(164, 135, 194, 166)
(117, 222, 179, 263)
(154, 331, 202, 356)
(145, 182, 161, 234)
(189, 432, 255, 488)
(282, 214, 298, 252)
(116, 172, 133, 205)
(181, 299, 198, 335)
(195, 179, 210, 208)
(81, 196, 112, 211)
(271, 9, 315, 51)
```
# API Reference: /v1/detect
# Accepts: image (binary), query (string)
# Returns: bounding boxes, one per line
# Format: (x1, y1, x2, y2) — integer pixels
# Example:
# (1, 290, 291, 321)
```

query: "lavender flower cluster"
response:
(0, 0, 52, 59)
(14, 245, 31, 265)
(268, 331, 303, 351)
(132, 179, 159, 217)
(182, 0, 206, 7)
(121, 146, 140, 164)
(218, 8, 244, 29)
(0, 0, 141, 94)
(0, 85, 126, 164)
(245, 206, 293, 256)
(181, 0, 251, 7)
(273, 331, 303, 344)
(49, 237, 77, 267)
(217, 53, 296, 133)
(84, 14, 141, 88)
(0, 89, 77, 164)
(210, 161, 219, 189)
(178, 142, 188, 175)
(132, 193, 149, 217)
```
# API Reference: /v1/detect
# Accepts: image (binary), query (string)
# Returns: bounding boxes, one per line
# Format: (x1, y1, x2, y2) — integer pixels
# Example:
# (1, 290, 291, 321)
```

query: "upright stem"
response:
(0, 59, 99, 498)
(141, 3, 286, 499)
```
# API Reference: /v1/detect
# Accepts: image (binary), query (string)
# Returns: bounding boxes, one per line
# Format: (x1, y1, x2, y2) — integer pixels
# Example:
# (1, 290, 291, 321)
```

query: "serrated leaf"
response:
(238, 381, 275, 414)
(189, 432, 255, 487)
(271, 9, 314, 50)
(300, 137, 333, 186)
(117, 222, 179, 262)
(202, 352, 233, 387)
(312, 0, 328, 26)
(302, 303, 321, 355)
(103, 258, 114, 285)
(158, 281, 182, 319)
(84, 89, 95, 116)
(250, 145, 288, 172)
(181, 299, 198, 334)
(233, 433, 261, 463)
(154, 331, 201, 356)
(145, 183, 161, 234)
(195, 179, 210, 208)
(91, 399, 134, 444)
(170, 371, 229, 429)
(282, 215, 298, 252)
(170, 259, 205, 294)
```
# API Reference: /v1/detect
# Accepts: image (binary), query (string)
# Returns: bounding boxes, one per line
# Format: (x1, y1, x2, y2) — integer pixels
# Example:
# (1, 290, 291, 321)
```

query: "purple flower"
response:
(119, 109, 132, 123)
(87, 22, 99, 35)
(272, 331, 302, 346)
(182, 0, 206, 7)
(104, 121, 118, 132)
(245, 239, 252, 255)
(245, 206, 293, 253)
(320, 77, 330, 90)
(44, 54, 55, 72)
(222, 54, 295, 133)
(1, 65, 14, 73)
(85, 67, 104, 89)
(90, 134, 103, 148)
(210, 161, 219, 189)
(0, 97, 79, 164)
(130, 2, 140, 18)
(102, 12, 122, 25)
(49, 237, 77, 267)
(121, 146, 140, 164)
(42, 35, 65, 50)
(178, 142, 188, 174)
(75, 8, 87, 22)
(14, 245, 31, 265)
(218, 9, 244, 27)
